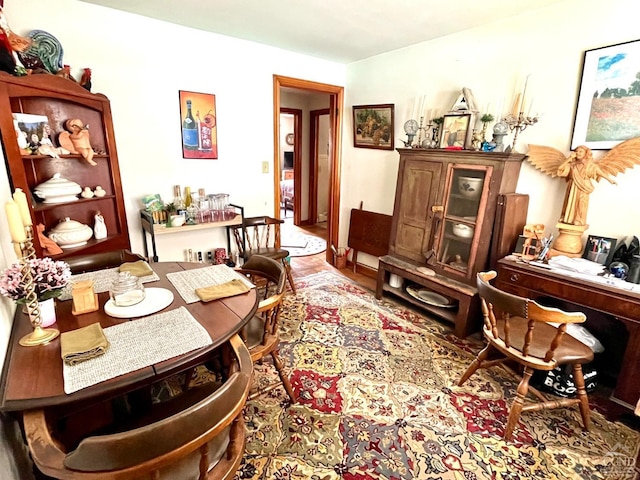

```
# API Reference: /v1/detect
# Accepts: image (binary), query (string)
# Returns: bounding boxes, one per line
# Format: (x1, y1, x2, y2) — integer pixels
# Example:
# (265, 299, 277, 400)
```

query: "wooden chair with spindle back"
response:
(458, 271, 593, 440)
(236, 254, 296, 403)
(228, 216, 296, 294)
(23, 334, 252, 480)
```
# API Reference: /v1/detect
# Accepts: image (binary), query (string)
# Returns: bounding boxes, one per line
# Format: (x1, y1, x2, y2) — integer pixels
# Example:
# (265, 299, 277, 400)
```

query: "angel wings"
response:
(527, 137, 640, 225)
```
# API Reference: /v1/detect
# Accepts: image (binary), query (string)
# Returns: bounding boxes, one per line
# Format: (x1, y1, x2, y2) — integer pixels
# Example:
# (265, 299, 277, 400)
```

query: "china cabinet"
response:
(0, 73, 130, 259)
(376, 148, 526, 337)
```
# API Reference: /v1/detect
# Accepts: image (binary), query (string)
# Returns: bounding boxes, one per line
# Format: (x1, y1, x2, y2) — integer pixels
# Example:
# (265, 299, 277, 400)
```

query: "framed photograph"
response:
(439, 114, 472, 149)
(572, 39, 640, 150)
(12, 113, 50, 152)
(582, 235, 617, 266)
(352, 104, 394, 150)
(179, 90, 218, 159)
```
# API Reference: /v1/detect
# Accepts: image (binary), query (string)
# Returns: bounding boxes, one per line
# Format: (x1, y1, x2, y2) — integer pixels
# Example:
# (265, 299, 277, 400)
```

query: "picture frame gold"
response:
(352, 104, 394, 150)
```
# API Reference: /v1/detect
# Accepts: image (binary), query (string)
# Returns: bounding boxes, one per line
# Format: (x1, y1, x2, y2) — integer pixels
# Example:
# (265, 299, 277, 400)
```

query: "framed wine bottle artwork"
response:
(178, 90, 218, 159)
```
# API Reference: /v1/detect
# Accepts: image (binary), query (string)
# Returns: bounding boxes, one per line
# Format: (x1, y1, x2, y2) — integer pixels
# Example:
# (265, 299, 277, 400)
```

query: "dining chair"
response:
(458, 271, 593, 441)
(237, 254, 296, 403)
(64, 249, 146, 274)
(23, 334, 252, 480)
(228, 215, 296, 294)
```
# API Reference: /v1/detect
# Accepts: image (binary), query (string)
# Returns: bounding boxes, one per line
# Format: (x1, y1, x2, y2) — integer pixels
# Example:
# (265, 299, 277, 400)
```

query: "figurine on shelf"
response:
(36, 223, 63, 255)
(81, 187, 94, 199)
(58, 118, 96, 166)
(93, 185, 106, 197)
(79, 68, 92, 91)
(37, 124, 69, 158)
(93, 211, 107, 240)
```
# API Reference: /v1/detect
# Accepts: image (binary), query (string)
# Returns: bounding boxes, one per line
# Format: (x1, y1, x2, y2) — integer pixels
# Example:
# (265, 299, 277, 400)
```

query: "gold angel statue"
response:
(527, 137, 640, 226)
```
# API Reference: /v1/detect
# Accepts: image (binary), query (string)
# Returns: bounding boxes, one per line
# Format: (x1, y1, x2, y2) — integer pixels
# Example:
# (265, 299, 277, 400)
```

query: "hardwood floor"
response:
(283, 221, 376, 292)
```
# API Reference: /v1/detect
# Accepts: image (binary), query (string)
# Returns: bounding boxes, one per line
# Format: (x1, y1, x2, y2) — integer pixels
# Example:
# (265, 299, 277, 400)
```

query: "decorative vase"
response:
(23, 297, 57, 328)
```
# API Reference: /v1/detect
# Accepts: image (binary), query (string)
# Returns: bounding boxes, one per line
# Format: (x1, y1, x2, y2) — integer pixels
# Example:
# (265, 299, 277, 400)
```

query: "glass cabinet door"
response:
(436, 165, 492, 277)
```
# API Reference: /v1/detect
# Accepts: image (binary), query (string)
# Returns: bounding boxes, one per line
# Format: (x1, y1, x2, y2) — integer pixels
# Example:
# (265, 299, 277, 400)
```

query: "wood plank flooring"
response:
(284, 221, 376, 292)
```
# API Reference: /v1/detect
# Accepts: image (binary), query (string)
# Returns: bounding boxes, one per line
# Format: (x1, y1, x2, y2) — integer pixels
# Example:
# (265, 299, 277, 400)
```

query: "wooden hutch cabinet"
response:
(376, 148, 526, 337)
(0, 73, 130, 259)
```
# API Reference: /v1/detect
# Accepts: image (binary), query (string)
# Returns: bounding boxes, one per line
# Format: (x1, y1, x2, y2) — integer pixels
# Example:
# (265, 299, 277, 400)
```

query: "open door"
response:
(273, 75, 344, 264)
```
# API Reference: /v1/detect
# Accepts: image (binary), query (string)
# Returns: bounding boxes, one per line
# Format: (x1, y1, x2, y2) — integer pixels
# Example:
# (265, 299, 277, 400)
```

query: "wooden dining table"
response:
(0, 262, 258, 414)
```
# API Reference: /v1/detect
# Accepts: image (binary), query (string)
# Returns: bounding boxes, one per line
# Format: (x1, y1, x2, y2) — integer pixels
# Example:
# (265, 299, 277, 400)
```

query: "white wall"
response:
(342, 0, 640, 268)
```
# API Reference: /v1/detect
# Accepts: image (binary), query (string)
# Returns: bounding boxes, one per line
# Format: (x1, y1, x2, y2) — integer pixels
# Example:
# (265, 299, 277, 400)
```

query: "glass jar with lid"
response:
(109, 271, 146, 307)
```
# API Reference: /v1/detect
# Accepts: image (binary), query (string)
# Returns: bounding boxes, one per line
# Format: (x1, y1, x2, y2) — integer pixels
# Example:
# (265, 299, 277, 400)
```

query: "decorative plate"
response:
(104, 288, 174, 318)
(406, 285, 457, 308)
(23, 30, 64, 74)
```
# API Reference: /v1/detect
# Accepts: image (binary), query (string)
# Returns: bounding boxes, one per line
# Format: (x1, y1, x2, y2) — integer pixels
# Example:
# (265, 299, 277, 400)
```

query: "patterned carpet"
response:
(235, 271, 640, 480)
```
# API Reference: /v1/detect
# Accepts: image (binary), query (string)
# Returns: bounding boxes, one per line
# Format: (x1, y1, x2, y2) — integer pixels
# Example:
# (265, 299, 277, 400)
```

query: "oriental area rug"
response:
(234, 271, 640, 480)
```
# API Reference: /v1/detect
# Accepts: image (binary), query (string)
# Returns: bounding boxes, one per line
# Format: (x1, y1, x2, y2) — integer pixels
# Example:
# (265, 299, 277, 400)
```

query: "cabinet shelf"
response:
(151, 215, 242, 235)
(0, 72, 130, 259)
(33, 195, 116, 212)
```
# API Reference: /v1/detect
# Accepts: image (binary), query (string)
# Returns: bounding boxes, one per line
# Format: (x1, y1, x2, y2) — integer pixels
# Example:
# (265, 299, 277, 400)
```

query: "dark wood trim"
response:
(309, 108, 330, 224)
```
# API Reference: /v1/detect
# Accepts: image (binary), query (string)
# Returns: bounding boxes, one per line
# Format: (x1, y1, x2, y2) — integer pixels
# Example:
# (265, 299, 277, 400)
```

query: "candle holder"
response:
(17, 227, 60, 347)
(502, 111, 539, 151)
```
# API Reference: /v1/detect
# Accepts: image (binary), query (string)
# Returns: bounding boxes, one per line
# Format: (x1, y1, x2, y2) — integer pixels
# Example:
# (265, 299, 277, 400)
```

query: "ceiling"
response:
(79, 0, 567, 64)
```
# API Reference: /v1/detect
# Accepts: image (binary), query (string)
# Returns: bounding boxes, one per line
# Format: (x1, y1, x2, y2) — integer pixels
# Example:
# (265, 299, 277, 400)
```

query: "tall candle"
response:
(5, 200, 26, 243)
(12, 188, 32, 226)
(520, 75, 531, 115)
(511, 93, 521, 116)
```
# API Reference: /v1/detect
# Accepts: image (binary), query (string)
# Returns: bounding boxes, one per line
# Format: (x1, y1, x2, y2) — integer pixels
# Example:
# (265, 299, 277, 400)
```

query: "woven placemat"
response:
(59, 266, 159, 301)
(166, 265, 254, 304)
(62, 306, 212, 394)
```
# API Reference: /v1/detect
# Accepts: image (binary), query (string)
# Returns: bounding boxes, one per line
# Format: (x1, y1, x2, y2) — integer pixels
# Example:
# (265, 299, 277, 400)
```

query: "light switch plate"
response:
(262, 161, 269, 173)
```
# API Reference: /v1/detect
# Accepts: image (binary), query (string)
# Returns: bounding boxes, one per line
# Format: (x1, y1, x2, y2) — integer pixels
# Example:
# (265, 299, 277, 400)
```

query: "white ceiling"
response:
(78, 0, 568, 64)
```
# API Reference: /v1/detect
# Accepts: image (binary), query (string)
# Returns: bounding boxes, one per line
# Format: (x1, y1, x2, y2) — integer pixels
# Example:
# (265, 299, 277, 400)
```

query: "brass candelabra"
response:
(502, 111, 538, 151)
(17, 225, 60, 347)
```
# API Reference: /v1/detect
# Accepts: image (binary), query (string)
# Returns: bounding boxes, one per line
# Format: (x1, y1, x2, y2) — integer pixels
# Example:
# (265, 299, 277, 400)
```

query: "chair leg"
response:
(271, 350, 296, 403)
(571, 363, 591, 431)
(458, 344, 493, 386)
(282, 258, 296, 294)
(504, 366, 533, 441)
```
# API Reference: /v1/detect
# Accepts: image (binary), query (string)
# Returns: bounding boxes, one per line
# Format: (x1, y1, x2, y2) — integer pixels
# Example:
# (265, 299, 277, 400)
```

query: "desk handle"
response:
(510, 273, 520, 282)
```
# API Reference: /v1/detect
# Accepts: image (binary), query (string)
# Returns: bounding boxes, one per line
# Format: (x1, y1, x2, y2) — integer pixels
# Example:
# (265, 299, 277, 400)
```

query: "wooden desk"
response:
(0, 262, 258, 413)
(496, 257, 640, 416)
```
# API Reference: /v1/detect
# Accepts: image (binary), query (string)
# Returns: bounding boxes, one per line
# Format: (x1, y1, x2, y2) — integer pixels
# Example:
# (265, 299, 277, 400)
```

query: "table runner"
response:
(62, 307, 212, 394)
(59, 266, 159, 301)
(166, 264, 254, 304)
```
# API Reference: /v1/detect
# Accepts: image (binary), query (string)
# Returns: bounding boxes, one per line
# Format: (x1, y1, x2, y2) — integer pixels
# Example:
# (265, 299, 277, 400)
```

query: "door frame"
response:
(280, 108, 302, 225)
(309, 108, 330, 224)
(273, 75, 344, 265)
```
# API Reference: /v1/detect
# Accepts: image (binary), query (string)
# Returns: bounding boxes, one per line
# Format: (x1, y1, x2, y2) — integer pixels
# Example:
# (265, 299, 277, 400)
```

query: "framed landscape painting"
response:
(572, 39, 640, 150)
(352, 104, 394, 150)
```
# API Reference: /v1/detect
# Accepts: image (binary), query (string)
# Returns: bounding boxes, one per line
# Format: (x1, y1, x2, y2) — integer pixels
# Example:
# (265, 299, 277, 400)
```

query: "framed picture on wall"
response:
(439, 114, 471, 149)
(352, 104, 394, 150)
(179, 90, 218, 159)
(572, 39, 640, 150)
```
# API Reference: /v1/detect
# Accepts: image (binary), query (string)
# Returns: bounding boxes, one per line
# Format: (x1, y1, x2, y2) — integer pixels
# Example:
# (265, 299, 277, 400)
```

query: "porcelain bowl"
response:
(458, 176, 483, 199)
(452, 223, 474, 238)
(48, 217, 93, 248)
(34, 173, 81, 204)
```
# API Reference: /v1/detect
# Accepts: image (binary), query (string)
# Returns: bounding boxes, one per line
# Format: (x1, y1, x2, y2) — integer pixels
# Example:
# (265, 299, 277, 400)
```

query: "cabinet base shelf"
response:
(376, 255, 481, 338)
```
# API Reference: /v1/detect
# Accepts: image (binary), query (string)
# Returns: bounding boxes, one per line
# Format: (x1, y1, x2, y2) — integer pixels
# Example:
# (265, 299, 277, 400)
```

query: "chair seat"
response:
(492, 317, 594, 366)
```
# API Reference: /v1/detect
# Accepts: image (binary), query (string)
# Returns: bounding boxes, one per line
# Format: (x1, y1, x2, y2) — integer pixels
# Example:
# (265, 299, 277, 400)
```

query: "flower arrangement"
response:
(0, 257, 71, 303)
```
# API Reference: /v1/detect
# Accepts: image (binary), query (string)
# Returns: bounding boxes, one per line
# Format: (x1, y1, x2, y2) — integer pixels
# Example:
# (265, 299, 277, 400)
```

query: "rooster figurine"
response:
(80, 68, 92, 91)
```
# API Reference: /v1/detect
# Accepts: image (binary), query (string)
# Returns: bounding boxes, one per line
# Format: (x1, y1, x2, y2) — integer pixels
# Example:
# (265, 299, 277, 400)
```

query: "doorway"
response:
(273, 75, 344, 265)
